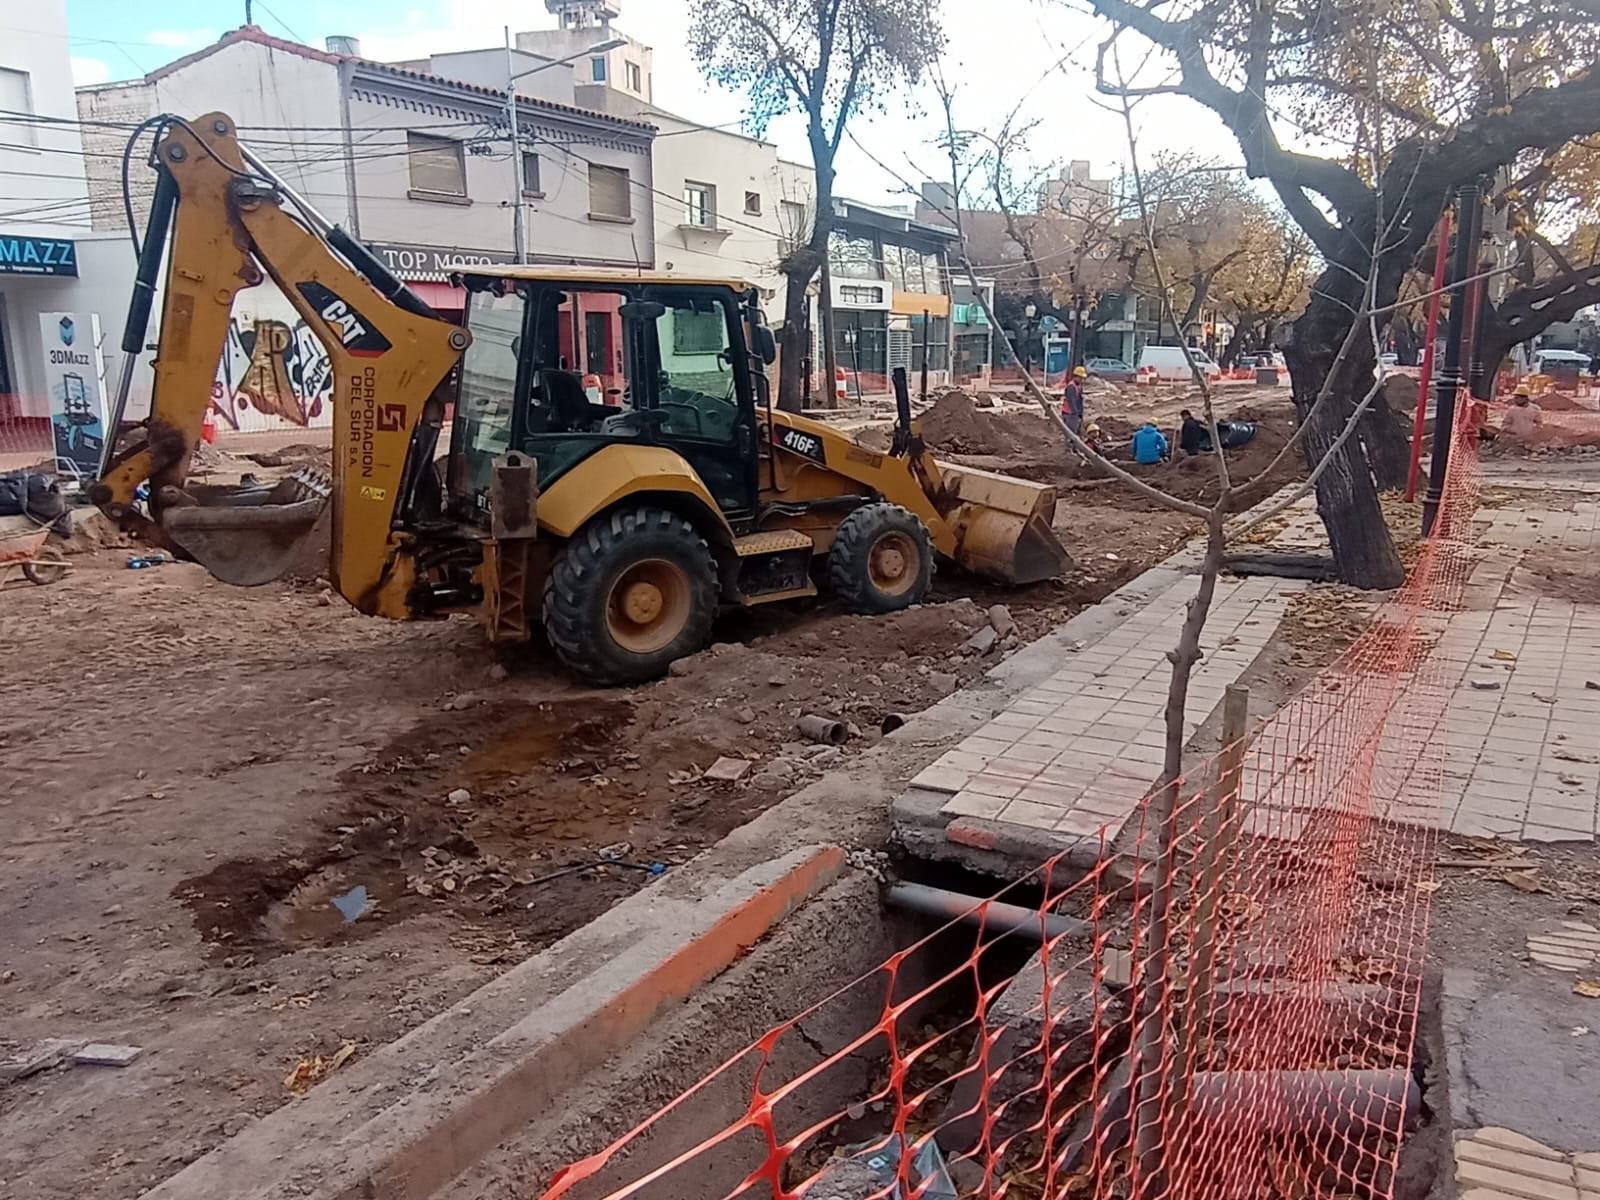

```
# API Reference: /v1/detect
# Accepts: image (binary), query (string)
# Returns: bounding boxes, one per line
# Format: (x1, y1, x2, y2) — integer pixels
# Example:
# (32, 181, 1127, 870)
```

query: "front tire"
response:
(828, 503, 934, 614)
(543, 506, 718, 685)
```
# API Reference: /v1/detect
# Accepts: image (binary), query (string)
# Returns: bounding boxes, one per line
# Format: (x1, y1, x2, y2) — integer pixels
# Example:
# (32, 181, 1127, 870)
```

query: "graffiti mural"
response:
(209, 286, 334, 432)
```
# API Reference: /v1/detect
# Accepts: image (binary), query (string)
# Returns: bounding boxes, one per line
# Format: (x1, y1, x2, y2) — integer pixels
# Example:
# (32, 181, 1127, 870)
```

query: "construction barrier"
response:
(535, 407, 1489, 1200)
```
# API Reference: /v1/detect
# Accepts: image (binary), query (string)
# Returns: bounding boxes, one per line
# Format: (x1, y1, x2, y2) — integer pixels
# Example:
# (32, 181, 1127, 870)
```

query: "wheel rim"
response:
(867, 531, 919, 597)
(605, 558, 692, 654)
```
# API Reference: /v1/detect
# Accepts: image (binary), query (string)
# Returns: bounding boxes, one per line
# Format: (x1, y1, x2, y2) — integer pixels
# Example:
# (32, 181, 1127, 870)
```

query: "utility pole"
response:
(245, 0, 254, 24)
(1422, 180, 1484, 537)
(505, 26, 526, 265)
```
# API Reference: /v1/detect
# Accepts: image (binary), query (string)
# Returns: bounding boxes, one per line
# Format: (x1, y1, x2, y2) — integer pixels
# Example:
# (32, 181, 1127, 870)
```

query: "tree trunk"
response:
(1220, 324, 1248, 369)
(776, 260, 815, 413)
(1285, 292, 1406, 590)
(1358, 399, 1411, 490)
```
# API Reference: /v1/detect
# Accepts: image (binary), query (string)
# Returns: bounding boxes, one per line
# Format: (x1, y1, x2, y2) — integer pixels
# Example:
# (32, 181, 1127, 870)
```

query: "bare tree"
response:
(1077, 0, 1600, 587)
(905, 52, 1397, 1188)
(687, 0, 943, 411)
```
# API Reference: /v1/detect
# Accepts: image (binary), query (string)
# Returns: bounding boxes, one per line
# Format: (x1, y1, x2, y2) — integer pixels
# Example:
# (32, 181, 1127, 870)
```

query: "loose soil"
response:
(0, 409, 1221, 1197)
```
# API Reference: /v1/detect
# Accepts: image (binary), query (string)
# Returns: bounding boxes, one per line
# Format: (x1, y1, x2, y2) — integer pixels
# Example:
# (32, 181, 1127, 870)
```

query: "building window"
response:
(590, 56, 607, 81)
(588, 164, 631, 219)
(839, 284, 885, 306)
(626, 61, 642, 91)
(829, 230, 881, 280)
(744, 191, 761, 216)
(683, 181, 715, 228)
(780, 199, 808, 238)
(522, 152, 542, 196)
(673, 309, 726, 355)
(0, 68, 35, 147)
(407, 133, 466, 197)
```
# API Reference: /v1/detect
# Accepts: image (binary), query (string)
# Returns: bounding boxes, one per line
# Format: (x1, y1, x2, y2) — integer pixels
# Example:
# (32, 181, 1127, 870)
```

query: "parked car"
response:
(1086, 356, 1136, 382)
(1138, 344, 1223, 382)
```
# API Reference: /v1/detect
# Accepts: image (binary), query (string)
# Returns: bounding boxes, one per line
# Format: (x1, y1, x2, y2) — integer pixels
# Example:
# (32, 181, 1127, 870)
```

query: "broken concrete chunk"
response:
(703, 756, 754, 782)
(1, 1038, 84, 1084)
(446, 788, 472, 805)
(987, 604, 1017, 639)
(964, 626, 999, 655)
(72, 1043, 143, 1068)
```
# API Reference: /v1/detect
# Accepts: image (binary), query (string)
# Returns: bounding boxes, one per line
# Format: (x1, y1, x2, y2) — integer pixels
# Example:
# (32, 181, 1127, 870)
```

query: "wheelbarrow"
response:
(0, 515, 69, 587)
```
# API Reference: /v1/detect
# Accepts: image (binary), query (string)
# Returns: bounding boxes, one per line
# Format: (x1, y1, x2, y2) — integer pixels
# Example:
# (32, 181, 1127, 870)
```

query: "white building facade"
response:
(0, 0, 130, 457)
(75, 26, 656, 434)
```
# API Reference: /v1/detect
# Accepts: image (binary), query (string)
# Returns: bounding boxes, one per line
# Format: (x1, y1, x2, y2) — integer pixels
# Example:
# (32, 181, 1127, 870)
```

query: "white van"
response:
(1532, 348, 1592, 375)
(1139, 344, 1223, 382)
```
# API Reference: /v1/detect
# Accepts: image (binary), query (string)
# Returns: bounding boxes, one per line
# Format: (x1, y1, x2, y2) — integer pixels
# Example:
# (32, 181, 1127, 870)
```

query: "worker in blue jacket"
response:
(1131, 420, 1170, 464)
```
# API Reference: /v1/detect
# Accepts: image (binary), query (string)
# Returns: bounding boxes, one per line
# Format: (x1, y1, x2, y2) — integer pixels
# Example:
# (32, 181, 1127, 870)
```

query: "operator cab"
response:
(448, 269, 775, 533)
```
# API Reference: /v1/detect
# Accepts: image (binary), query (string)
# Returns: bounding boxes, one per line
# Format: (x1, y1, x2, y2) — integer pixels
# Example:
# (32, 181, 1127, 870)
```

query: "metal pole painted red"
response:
(1405, 211, 1452, 502)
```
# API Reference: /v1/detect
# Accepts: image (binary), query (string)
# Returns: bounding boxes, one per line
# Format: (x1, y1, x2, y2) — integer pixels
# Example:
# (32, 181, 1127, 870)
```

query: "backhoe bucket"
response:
(159, 469, 330, 587)
(937, 462, 1071, 585)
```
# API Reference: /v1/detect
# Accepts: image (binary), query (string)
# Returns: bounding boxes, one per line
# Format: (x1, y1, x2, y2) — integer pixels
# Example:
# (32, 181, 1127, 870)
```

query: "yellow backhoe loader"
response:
(93, 113, 1069, 683)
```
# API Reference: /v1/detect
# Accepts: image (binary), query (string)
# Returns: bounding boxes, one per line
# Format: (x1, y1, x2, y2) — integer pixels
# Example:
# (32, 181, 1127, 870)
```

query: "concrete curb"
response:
(141, 845, 846, 1200)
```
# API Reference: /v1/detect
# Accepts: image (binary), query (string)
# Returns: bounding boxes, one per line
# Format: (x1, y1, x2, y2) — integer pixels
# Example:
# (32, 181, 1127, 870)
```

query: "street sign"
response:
(0, 235, 77, 277)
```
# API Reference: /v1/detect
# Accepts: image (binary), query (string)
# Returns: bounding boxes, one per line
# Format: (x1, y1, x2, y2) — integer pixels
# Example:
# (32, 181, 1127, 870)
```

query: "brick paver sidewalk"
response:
(910, 573, 1309, 839)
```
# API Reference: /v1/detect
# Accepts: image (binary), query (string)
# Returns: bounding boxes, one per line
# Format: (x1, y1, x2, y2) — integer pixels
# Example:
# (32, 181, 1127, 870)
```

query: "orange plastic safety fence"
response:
(536, 419, 1486, 1200)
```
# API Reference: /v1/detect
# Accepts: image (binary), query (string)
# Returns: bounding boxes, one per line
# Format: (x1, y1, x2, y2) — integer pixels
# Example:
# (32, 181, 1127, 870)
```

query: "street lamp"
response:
(504, 28, 627, 263)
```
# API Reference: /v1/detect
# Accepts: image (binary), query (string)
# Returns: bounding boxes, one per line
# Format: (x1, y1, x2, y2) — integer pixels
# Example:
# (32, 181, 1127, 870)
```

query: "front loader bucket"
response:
(937, 462, 1071, 585)
(159, 469, 330, 587)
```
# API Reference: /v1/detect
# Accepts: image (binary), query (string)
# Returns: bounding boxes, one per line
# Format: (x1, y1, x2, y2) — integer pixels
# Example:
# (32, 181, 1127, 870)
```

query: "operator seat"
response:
(540, 368, 595, 432)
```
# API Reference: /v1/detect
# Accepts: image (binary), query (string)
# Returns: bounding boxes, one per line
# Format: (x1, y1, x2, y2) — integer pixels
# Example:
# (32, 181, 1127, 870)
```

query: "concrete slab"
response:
(1442, 968, 1600, 1155)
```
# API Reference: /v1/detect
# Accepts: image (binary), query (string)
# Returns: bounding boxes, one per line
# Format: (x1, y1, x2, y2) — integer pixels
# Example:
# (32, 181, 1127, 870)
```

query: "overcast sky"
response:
(62, 0, 1244, 205)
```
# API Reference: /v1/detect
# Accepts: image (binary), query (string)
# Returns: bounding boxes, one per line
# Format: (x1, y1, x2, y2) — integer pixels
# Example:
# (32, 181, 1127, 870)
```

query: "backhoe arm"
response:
(92, 112, 469, 613)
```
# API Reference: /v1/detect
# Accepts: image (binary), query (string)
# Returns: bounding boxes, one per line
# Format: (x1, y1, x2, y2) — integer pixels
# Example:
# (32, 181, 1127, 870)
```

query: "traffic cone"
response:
(835, 366, 849, 403)
(201, 406, 218, 444)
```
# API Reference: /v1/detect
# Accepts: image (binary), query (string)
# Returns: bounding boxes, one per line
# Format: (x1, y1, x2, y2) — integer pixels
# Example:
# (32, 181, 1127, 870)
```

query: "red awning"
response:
(407, 281, 466, 312)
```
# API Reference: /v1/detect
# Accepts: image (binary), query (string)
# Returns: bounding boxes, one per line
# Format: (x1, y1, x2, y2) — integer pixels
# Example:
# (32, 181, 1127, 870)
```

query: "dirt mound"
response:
(1527, 390, 1595, 413)
(59, 509, 132, 554)
(246, 442, 332, 468)
(189, 442, 244, 473)
(1383, 375, 1421, 413)
(919, 391, 1059, 456)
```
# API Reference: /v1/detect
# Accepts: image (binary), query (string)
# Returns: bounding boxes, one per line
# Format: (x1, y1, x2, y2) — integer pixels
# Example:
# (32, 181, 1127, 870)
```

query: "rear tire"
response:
(829, 503, 933, 614)
(543, 506, 718, 685)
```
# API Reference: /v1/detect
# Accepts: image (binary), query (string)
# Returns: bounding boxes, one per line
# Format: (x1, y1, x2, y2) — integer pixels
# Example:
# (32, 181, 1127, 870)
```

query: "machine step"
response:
(732, 529, 814, 556)
(727, 528, 817, 606)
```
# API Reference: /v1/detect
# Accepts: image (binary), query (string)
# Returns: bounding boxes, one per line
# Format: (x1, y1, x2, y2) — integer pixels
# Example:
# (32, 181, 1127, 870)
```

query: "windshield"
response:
(455, 288, 524, 503)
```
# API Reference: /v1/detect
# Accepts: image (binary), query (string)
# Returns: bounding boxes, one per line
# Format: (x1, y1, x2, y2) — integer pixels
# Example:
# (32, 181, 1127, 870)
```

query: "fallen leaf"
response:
(1574, 980, 1600, 999)
(328, 1041, 358, 1071)
(1492, 649, 1519, 661)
